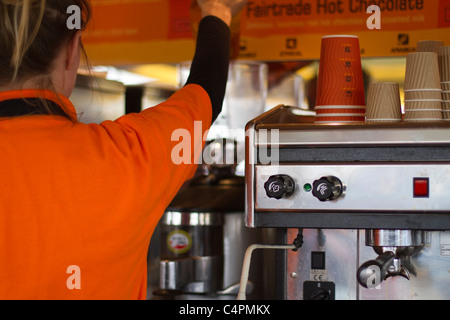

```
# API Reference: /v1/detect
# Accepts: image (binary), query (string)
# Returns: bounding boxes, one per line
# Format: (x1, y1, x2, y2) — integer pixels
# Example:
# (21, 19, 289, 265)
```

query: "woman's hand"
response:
(197, 0, 247, 26)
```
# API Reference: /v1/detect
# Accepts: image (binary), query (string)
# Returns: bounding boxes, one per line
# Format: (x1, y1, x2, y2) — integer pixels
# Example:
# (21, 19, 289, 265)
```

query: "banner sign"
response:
(83, 0, 194, 65)
(82, 0, 450, 65)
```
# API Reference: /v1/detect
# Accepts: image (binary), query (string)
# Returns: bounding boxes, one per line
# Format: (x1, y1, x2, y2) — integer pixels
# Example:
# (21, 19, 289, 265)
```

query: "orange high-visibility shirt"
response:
(0, 84, 211, 299)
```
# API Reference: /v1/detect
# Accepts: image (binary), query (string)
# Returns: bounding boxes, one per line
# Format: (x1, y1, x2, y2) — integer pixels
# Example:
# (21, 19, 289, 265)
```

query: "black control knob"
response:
(312, 176, 343, 202)
(310, 289, 331, 300)
(264, 175, 295, 200)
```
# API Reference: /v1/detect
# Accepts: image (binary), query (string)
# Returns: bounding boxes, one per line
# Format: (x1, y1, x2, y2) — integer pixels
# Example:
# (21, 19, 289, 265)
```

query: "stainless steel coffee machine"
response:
(245, 105, 450, 300)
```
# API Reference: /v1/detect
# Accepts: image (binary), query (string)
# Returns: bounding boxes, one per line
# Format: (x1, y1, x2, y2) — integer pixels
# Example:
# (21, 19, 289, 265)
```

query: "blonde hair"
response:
(2, 0, 45, 82)
(0, 0, 91, 119)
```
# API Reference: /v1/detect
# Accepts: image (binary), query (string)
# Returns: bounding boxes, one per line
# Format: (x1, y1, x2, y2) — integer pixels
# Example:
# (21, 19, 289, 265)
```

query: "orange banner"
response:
(82, 0, 450, 65)
(238, 0, 450, 60)
(83, 0, 194, 65)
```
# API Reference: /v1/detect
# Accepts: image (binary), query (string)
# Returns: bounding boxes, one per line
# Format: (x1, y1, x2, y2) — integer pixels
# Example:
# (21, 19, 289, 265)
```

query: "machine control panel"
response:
(246, 106, 450, 229)
(255, 164, 450, 212)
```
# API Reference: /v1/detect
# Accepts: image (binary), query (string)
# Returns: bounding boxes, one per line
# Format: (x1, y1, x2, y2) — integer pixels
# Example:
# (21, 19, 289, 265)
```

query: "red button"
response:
(414, 178, 429, 198)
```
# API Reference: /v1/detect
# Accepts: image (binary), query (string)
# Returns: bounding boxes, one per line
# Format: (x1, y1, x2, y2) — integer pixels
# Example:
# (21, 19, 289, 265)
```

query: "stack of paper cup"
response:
(315, 35, 366, 123)
(417, 40, 444, 55)
(404, 52, 442, 122)
(366, 82, 402, 122)
(439, 46, 450, 120)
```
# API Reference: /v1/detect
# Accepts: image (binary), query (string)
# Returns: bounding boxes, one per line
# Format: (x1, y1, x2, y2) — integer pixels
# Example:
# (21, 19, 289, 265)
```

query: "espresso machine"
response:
(245, 105, 450, 300)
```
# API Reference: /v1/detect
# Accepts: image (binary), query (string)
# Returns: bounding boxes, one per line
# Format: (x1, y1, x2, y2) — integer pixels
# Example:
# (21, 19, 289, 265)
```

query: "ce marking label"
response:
(313, 274, 325, 281)
(310, 270, 328, 282)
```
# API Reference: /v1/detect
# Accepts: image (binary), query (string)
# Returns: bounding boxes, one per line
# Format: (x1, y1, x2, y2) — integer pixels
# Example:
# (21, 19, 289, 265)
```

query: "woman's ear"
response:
(60, 30, 83, 97)
(66, 30, 82, 71)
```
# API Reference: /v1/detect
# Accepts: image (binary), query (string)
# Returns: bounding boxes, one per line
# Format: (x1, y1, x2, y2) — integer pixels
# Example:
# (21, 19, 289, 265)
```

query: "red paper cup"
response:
(315, 35, 366, 108)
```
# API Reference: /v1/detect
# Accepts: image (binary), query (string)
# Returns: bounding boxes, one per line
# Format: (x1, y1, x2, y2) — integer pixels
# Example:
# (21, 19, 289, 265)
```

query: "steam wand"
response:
(237, 229, 303, 300)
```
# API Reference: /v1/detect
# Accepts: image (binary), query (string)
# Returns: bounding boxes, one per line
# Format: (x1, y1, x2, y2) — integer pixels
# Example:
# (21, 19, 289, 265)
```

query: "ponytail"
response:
(7, 0, 46, 82)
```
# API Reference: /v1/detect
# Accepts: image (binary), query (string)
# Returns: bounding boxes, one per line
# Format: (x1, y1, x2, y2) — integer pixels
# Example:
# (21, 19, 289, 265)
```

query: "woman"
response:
(0, 0, 246, 299)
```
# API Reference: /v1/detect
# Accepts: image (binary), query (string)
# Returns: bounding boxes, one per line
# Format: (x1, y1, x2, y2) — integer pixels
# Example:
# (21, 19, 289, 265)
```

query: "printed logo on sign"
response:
(167, 230, 192, 254)
(398, 34, 410, 45)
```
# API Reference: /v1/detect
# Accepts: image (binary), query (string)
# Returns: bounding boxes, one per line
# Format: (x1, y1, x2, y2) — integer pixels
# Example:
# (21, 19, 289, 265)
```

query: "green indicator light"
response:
(303, 183, 312, 192)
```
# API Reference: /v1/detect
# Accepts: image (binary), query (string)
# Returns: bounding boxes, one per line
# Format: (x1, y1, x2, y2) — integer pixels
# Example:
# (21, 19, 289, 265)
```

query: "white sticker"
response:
(310, 269, 328, 282)
(440, 232, 450, 257)
(167, 230, 192, 254)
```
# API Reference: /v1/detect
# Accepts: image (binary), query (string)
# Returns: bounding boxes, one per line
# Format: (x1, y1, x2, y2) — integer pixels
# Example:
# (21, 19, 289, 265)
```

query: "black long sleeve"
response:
(185, 16, 231, 123)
